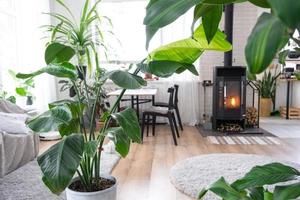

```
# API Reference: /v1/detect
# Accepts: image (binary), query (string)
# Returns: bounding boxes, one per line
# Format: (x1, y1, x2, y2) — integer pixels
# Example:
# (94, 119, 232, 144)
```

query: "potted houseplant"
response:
(256, 71, 279, 117)
(9, 69, 35, 105)
(16, 0, 232, 199)
(17, 1, 146, 200)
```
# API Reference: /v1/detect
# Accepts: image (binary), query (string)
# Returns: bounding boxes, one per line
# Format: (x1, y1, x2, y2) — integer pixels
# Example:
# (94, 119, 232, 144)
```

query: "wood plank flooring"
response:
(40, 125, 300, 200)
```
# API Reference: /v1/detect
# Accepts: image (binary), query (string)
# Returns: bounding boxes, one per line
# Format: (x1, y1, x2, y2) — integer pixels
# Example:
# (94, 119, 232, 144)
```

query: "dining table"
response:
(107, 88, 158, 119)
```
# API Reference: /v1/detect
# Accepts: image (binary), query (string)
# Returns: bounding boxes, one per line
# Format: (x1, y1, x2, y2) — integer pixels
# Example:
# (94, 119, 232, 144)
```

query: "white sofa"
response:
(0, 100, 39, 178)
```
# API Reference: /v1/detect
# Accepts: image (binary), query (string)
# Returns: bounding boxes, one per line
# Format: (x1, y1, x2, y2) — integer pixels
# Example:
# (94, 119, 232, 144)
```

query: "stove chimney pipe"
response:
(224, 4, 234, 67)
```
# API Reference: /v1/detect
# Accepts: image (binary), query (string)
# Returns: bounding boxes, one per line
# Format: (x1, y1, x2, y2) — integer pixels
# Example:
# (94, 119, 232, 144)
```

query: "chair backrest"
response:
(174, 84, 179, 105)
(167, 87, 175, 110)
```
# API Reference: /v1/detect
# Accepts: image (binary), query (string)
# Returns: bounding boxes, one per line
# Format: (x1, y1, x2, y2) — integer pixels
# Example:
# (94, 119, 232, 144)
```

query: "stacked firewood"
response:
(217, 123, 243, 132)
(246, 107, 258, 127)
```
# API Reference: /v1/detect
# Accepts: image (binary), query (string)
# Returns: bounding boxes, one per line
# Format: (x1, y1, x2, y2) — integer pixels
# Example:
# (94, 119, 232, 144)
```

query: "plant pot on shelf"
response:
(260, 98, 272, 117)
(66, 176, 117, 200)
(26, 96, 33, 105)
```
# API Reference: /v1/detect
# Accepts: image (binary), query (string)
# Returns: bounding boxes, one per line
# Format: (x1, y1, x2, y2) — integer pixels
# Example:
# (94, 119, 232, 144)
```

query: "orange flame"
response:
(230, 97, 236, 107)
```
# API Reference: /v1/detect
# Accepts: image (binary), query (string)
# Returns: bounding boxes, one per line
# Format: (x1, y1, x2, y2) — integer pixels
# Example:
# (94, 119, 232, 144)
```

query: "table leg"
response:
(131, 95, 134, 109)
(136, 95, 140, 120)
(152, 95, 155, 106)
(286, 81, 290, 120)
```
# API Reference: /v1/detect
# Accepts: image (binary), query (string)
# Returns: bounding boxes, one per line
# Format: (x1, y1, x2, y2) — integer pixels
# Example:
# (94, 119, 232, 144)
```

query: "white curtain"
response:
(0, 0, 56, 111)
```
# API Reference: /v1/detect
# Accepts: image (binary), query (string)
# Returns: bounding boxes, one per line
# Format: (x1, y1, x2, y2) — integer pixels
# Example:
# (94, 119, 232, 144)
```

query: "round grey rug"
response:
(170, 154, 300, 200)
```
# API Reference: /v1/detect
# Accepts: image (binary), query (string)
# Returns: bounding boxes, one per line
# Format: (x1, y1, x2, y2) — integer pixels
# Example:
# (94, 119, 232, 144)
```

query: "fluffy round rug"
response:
(170, 154, 300, 200)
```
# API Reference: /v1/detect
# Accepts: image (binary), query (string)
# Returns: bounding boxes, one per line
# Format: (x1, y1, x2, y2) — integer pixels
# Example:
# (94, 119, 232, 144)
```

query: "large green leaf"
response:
(84, 140, 98, 158)
(207, 177, 249, 200)
(149, 24, 231, 64)
(148, 60, 197, 78)
(273, 182, 300, 200)
(27, 105, 72, 133)
(107, 127, 131, 158)
(193, 25, 232, 51)
(192, 3, 214, 31)
(232, 163, 300, 190)
(16, 62, 78, 80)
(268, 0, 300, 29)
(108, 70, 147, 89)
(38, 134, 84, 194)
(249, 0, 270, 8)
(45, 43, 75, 64)
(202, 5, 223, 43)
(16, 87, 27, 96)
(111, 108, 141, 143)
(245, 13, 288, 74)
(144, 0, 204, 48)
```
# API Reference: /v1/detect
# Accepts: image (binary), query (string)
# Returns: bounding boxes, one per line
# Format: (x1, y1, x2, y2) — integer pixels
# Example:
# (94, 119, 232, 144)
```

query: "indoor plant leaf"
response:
(232, 162, 300, 190)
(148, 60, 197, 78)
(16, 62, 78, 80)
(108, 70, 147, 89)
(15, 87, 27, 96)
(149, 24, 231, 64)
(273, 182, 300, 200)
(27, 105, 72, 133)
(38, 134, 84, 194)
(248, 0, 270, 8)
(202, 4, 223, 43)
(267, 0, 300, 29)
(208, 177, 249, 200)
(111, 108, 141, 143)
(245, 12, 289, 74)
(84, 140, 99, 158)
(107, 127, 131, 158)
(144, 0, 205, 49)
(193, 25, 232, 52)
(45, 42, 75, 64)
(249, 187, 264, 200)
(192, 3, 214, 31)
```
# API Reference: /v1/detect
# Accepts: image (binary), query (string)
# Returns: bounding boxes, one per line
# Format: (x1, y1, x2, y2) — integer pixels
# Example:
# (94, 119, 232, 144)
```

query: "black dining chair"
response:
(141, 87, 179, 145)
(154, 84, 183, 131)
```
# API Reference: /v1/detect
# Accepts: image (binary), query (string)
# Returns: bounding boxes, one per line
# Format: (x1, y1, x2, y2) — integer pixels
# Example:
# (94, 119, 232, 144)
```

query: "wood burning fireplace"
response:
(212, 66, 247, 132)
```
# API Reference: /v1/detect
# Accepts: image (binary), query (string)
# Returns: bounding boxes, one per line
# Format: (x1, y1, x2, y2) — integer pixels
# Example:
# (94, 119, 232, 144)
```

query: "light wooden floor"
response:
(40, 126, 300, 200)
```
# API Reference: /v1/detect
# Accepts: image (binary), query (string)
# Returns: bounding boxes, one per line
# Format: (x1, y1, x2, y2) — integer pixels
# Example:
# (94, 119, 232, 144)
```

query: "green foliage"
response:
(245, 13, 288, 74)
(0, 90, 16, 104)
(9, 69, 35, 98)
(45, 43, 75, 65)
(255, 70, 279, 102)
(198, 163, 300, 200)
(37, 134, 84, 194)
(202, 5, 223, 43)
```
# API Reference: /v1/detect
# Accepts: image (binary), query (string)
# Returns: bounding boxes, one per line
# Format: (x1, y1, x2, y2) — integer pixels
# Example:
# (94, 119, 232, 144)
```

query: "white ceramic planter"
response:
(66, 176, 117, 200)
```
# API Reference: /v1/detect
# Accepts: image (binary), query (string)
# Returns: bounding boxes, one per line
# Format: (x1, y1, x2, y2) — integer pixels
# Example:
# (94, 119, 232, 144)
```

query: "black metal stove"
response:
(212, 66, 247, 132)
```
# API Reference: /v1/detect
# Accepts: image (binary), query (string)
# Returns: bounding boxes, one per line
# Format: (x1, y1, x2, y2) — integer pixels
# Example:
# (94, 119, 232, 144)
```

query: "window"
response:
(97, 0, 195, 72)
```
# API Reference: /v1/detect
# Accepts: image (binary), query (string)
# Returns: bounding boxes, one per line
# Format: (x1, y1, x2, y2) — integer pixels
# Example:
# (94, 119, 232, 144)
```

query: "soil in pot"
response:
(69, 177, 115, 192)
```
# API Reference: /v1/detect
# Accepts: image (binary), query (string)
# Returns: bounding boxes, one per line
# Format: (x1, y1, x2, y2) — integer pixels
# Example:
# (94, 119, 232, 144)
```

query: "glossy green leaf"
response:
(273, 182, 300, 200)
(84, 140, 98, 158)
(247, 70, 257, 81)
(192, 3, 214, 31)
(249, 0, 270, 8)
(38, 134, 84, 194)
(203, 0, 244, 3)
(108, 70, 147, 89)
(264, 190, 273, 200)
(16, 87, 27, 96)
(209, 177, 248, 200)
(268, 0, 300, 29)
(278, 50, 290, 66)
(232, 163, 300, 190)
(202, 5, 223, 43)
(197, 188, 208, 199)
(245, 13, 288, 74)
(248, 187, 264, 200)
(149, 25, 231, 64)
(45, 43, 75, 64)
(111, 108, 141, 143)
(107, 127, 131, 158)
(144, 0, 204, 49)
(148, 61, 197, 78)
(27, 105, 72, 133)
(16, 62, 78, 80)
